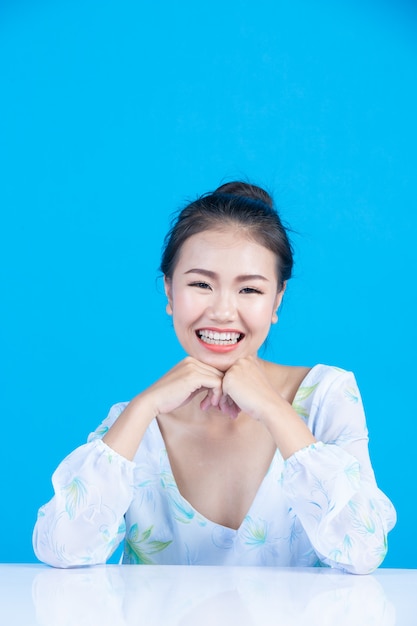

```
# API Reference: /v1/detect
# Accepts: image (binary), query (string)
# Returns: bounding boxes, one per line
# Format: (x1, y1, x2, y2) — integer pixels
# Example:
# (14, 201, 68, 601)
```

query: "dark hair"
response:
(160, 181, 293, 290)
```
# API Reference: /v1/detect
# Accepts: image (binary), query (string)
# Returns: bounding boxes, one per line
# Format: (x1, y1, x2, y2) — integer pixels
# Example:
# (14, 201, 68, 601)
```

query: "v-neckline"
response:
(151, 365, 319, 533)
(152, 416, 278, 533)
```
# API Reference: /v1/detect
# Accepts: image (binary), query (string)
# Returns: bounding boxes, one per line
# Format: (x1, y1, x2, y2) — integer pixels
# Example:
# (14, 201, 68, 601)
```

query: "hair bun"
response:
(161, 179, 292, 285)
(213, 181, 273, 209)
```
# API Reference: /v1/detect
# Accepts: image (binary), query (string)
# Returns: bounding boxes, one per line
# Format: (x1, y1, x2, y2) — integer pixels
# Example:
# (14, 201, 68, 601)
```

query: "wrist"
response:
(129, 391, 158, 422)
(253, 392, 289, 425)
(260, 400, 316, 460)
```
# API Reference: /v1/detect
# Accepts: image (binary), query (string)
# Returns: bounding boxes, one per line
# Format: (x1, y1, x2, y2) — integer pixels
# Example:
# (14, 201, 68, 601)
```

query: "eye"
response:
(240, 287, 263, 294)
(189, 281, 212, 290)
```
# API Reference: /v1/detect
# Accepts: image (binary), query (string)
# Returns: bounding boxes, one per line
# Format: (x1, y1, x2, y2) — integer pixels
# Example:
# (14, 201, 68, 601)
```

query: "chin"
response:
(197, 351, 241, 372)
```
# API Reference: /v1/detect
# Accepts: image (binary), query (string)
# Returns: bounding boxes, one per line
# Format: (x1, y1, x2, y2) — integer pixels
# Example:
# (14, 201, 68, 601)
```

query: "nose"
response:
(207, 290, 236, 323)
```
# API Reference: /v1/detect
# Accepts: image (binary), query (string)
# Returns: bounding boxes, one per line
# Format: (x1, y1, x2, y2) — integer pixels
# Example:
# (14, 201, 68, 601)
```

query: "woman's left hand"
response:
(220, 356, 286, 422)
(205, 356, 316, 458)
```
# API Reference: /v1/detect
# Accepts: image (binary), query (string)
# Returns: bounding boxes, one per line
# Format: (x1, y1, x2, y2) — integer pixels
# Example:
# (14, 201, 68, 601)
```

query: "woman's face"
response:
(164, 228, 284, 371)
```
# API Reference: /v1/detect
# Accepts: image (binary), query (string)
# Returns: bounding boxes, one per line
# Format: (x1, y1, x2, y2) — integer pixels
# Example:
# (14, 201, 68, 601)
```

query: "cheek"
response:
(172, 290, 204, 321)
(241, 298, 276, 323)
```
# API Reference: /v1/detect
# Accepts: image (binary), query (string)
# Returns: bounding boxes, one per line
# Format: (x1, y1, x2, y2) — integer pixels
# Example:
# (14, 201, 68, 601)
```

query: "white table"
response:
(1, 564, 416, 625)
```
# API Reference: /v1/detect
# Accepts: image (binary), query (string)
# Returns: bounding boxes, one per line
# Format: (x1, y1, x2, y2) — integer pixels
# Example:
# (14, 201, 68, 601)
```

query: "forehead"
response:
(174, 228, 278, 275)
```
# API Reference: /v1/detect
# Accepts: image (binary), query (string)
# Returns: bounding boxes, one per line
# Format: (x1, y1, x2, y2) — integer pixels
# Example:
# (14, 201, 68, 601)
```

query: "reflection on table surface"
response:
(1, 564, 416, 626)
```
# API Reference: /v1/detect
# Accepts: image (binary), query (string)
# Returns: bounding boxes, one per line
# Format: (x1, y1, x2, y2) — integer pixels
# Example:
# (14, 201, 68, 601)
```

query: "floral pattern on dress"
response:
(124, 524, 172, 564)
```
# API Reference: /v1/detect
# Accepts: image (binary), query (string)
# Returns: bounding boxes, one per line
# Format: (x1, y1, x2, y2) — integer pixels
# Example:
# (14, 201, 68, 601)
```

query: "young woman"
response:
(33, 181, 396, 573)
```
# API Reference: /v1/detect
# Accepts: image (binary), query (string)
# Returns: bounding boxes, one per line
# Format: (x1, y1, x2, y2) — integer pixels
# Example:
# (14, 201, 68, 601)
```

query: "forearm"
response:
(102, 392, 156, 461)
(261, 398, 317, 460)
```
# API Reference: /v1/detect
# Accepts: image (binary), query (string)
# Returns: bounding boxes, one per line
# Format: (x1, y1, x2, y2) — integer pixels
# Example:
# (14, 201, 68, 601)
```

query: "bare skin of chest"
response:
(157, 412, 277, 530)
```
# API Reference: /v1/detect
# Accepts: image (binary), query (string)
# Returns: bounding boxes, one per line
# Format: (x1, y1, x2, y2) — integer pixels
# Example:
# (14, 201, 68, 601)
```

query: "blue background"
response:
(1, 0, 416, 567)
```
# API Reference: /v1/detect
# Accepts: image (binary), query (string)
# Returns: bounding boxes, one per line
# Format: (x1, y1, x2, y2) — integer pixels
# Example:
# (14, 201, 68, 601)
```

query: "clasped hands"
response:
(180, 355, 272, 421)
(150, 355, 279, 423)
(199, 387, 241, 419)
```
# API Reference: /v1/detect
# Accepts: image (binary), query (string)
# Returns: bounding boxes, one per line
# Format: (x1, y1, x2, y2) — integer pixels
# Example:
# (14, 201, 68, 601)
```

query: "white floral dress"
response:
(33, 364, 396, 573)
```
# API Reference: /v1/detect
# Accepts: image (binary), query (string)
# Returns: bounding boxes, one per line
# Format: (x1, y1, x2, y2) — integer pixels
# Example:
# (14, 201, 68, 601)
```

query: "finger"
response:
(200, 392, 212, 411)
(209, 386, 222, 407)
(218, 394, 228, 412)
(219, 393, 241, 418)
(227, 405, 241, 419)
(200, 387, 222, 411)
(222, 400, 241, 419)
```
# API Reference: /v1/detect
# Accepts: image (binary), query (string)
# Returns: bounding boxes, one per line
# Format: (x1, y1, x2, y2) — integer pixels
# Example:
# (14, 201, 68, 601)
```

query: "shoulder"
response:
(295, 364, 360, 401)
(300, 364, 363, 413)
(88, 401, 130, 441)
(306, 365, 361, 400)
(264, 361, 357, 389)
(304, 364, 355, 385)
(285, 363, 361, 416)
(262, 361, 310, 397)
(289, 365, 365, 435)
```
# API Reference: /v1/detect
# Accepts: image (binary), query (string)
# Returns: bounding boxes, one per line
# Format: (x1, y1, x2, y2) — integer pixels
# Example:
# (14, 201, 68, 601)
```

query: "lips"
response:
(196, 329, 244, 346)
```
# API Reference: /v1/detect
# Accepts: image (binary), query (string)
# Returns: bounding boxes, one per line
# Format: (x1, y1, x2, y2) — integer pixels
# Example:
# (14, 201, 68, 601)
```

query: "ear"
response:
(272, 281, 286, 324)
(164, 276, 173, 315)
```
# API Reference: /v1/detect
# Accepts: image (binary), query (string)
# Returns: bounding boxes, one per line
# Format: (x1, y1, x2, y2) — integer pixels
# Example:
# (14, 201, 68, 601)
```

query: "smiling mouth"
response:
(196, 330, 244, 346)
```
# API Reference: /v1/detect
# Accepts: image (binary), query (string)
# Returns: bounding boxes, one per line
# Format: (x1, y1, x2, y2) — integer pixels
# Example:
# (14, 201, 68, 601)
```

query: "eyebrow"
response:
(184, 268, 270, 282)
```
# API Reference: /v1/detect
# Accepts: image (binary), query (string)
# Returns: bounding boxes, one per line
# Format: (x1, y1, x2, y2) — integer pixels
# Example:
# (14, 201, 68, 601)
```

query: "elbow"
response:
(32, 518, 108, 569)
(32, 529, 65, 569)
(332, 557, 385, 576)
(320, 531, 390, 575)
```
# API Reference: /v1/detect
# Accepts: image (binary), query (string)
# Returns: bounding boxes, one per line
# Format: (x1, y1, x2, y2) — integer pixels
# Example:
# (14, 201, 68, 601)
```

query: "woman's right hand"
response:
(141, 356, 226, 416)
(102, 357, 231, 460)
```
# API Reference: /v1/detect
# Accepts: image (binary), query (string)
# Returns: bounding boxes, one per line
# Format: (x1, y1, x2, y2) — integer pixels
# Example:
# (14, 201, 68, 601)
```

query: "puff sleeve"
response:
(281, 368, 396, 574)
(33, 403, 135, 568)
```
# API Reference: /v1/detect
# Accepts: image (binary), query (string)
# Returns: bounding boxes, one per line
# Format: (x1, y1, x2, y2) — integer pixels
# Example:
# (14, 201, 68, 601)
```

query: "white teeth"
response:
(197, 330, 242, 345)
